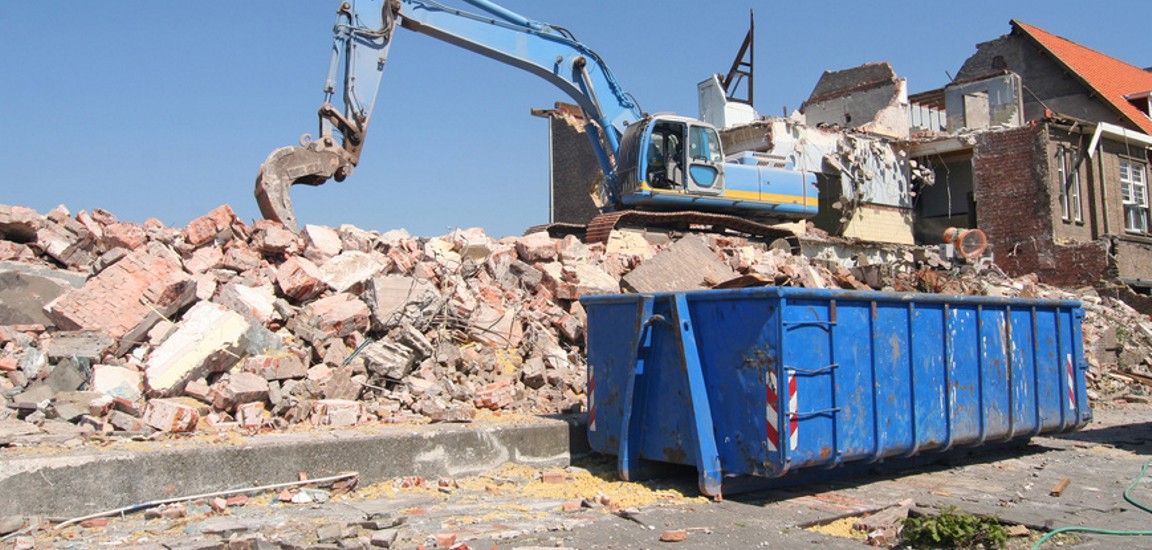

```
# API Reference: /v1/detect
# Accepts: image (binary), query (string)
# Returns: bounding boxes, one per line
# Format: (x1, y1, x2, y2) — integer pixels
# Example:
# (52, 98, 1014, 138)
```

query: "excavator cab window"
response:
(689, 125, 723, 163)
(686, 124, 724, 189)
(646, 120, 686, 189)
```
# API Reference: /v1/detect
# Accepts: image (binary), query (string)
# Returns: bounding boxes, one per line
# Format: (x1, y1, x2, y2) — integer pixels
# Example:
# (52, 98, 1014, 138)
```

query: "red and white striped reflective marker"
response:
(1066, 354, 1076, 411)
(766, 369, 798, 452)
(588, 367, 596, 431)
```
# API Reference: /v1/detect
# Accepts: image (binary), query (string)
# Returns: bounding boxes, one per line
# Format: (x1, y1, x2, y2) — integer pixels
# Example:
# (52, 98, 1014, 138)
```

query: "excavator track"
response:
(528, 210, 800, 252)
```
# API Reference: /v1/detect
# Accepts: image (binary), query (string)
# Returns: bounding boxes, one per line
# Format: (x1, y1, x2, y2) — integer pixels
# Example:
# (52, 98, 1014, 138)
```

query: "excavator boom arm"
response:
(256, 0, 642, 230)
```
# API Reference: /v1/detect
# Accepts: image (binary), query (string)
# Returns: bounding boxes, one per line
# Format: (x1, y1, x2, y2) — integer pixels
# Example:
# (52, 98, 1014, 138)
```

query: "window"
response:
(1057, 148, 1082, 222)
(1121, 159, 1149, 233)
(688, 125, 723, 163)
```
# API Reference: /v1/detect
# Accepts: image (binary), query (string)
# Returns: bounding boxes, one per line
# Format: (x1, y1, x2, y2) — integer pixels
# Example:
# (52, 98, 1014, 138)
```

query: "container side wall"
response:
(1034, 308, 1062, 432)
(873, 302, 916, 458)
(584, 288, 1091, 488)
(911, 304, 948, 452)
(779, 297, 839, 469)
(979, 308, 1012, 438)
(634, 299, 700, 467)
(948, 306, 986, 446)
(686, 294, 780, 477)
(831, 302, 879, 461)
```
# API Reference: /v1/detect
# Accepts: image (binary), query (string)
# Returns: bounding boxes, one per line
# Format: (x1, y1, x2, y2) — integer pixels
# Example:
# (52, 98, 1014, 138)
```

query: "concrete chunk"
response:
(90, 365, 144, 402)
(621, 234, 737, 293)
(217, 282, 278, 323)
(302, 224, 343, 263)
(365, 275, 440, 329)
(0, 263, 85, 327)
(539, 263, 619, 300)
(144, 302, 251, 396)
(319, 251, 385, 293)
(43, 332, 114, 361)
(469, 304, 523, 347)
(360, 341, 417, 380)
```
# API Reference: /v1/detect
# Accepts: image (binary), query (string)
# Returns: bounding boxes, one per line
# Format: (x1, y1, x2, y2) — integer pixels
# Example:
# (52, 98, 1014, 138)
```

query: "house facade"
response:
(911, 20, 1152, 288)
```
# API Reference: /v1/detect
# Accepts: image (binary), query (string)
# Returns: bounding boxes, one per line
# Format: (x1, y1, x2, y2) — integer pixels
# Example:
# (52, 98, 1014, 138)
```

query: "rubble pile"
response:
(0, 203, 1149, 445)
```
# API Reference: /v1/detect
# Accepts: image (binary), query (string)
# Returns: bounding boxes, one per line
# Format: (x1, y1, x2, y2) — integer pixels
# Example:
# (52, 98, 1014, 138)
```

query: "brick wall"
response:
(973, 125, 1110, 286)
(841, 203, 915, 244)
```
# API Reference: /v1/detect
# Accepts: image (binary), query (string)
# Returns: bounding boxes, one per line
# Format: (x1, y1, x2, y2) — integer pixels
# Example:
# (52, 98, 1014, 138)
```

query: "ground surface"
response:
(7, 403, 1152, 549)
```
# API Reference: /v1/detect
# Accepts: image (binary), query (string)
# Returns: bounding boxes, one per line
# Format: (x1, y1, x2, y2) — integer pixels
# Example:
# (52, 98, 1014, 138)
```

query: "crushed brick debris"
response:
(0, 202, 1148, 447)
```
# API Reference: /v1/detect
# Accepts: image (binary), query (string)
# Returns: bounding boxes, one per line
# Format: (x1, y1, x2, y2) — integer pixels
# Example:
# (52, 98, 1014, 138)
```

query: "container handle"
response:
(788, 363, 839, 375)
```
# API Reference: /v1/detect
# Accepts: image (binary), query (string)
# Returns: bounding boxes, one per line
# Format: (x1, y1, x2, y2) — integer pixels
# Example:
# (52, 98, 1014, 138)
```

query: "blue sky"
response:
(1, 2, 1148, 238)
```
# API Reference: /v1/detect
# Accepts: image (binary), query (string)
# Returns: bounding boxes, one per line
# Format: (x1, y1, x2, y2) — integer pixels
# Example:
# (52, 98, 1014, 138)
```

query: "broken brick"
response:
(236, 401, 265, 428)
(243, 354, 308, 381)
(294, 293, 370, 344)
(311, 399, 365, 427)
(515, 231, 558, 263)
(184, 204, 246, 247)
(276, 256, 328, 302)
(44, 244, 196, 354)
(210, 372, 269, 412)
(141, 398, 200, 433)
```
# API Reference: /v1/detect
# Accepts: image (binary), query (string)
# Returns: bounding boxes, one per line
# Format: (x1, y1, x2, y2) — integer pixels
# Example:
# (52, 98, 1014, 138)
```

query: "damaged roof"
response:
(804, 62, 899, 106)
(1012, 20, 1152, 134)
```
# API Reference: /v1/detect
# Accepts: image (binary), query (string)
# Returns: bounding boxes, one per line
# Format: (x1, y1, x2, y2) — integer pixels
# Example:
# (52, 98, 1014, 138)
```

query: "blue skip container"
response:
(582, 287, 1091, 498)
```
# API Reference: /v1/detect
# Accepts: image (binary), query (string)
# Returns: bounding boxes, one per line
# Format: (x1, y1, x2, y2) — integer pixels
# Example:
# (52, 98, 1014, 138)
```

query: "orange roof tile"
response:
(1013, 20, 1152, 135)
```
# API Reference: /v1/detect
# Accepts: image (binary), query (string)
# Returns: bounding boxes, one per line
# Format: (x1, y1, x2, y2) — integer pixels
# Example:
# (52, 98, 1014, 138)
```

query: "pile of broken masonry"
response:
(0, 203, 1150, 446)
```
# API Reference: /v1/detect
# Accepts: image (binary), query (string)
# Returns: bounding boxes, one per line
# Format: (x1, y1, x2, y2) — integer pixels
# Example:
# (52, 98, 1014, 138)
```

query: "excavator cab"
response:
(619, 115, 726, 203)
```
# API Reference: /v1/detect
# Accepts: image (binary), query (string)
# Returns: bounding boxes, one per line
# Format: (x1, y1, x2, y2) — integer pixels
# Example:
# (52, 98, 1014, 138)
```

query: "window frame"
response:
(1120, 158, 1149, 234)
(1057, 147, 1083, 223)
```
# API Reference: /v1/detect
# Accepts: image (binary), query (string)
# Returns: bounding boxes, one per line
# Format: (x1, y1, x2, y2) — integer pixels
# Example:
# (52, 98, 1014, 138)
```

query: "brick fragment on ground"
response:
(302, 224, 343, 263)
(141, 398, 200, 432)
(243, 354, 308, 381)
(211, 372, 269, 412)
(539, 262, 619, 300)
(251, 219, 300, 256)
(515, 231, 558, 263)
(311, 399, 365, 427)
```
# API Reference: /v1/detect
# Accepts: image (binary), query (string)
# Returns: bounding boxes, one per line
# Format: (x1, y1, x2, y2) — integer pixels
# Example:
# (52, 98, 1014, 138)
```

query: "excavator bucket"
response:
(254, 145, 348, 232)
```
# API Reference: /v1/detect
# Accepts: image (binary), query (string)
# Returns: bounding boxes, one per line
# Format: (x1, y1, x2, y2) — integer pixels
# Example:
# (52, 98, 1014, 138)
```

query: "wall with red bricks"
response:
(973, 125, 1111, 286)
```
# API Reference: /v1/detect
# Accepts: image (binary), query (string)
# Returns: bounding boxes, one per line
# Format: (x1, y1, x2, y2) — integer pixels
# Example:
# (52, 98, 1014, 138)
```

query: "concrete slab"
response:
(621, 234, 736, 293)
(0, 262, 86, 326)
(0, 415, 583, 517)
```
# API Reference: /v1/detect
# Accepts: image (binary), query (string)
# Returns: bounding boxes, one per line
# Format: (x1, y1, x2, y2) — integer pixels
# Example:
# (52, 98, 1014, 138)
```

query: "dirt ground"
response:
(5, 401, 1151, 549)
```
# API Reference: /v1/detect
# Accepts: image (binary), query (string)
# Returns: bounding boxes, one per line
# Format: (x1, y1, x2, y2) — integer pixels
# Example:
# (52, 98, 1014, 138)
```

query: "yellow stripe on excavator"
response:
(638, 182, 819, 207)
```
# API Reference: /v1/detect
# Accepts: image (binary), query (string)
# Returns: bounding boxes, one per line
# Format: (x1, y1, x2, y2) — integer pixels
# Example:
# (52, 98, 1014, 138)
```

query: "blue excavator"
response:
(255, 0, 818, 242)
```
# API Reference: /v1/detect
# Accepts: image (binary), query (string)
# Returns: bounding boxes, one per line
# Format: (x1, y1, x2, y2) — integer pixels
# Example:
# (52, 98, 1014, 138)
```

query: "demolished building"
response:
(538, 19, 1152, 298)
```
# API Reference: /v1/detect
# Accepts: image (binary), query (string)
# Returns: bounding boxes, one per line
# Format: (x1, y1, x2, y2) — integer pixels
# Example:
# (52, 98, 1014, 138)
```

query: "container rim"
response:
(580, 286, 1082, 309)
